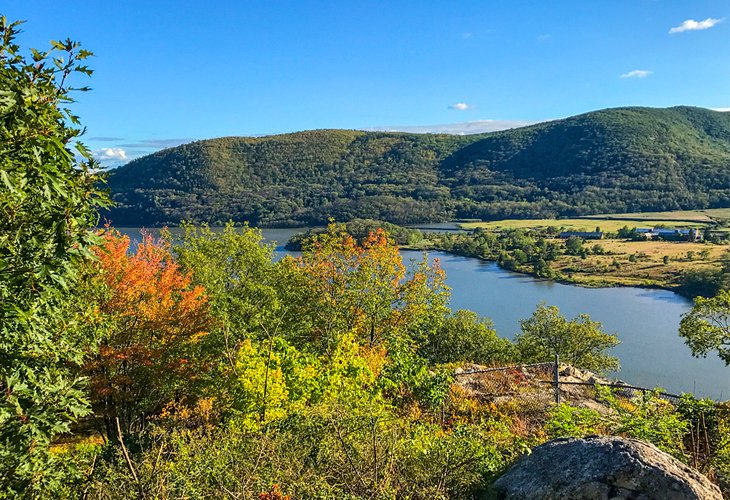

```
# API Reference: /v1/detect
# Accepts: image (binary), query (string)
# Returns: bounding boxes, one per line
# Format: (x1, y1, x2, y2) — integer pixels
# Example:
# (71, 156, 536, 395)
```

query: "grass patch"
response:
(549, 239, 726, 289)
(578, 208, 730, 224)
(459, 218, 709, 233)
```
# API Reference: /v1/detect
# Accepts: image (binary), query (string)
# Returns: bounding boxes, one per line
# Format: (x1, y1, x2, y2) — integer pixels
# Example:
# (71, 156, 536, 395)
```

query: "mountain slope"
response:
(105, 106, 730, 226)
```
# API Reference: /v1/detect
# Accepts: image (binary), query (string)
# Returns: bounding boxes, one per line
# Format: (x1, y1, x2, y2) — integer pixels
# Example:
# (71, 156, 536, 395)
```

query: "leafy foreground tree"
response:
(515, 303, 620, 372)
(83, 229, 212, 439)
(0, 18, 108, 495)
(679, 290, 730, 365)
(175, 223, 459, 423)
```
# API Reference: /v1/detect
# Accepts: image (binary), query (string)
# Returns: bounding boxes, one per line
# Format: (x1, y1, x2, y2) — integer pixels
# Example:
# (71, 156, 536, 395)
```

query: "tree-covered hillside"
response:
(106, 106, 730, 226)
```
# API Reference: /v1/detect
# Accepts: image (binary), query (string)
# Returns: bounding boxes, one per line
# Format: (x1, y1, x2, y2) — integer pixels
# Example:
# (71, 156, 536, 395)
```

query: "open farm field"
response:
(578, 208, 730, 224)
(459, 218, 709, 233)
(549, 239, 727, 289)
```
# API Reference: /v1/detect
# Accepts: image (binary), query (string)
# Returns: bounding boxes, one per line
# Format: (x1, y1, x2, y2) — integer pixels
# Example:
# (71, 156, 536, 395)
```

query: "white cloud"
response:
(620, 69, 652, 79)
(364, 119, 543, 135)
(93, 147, 127, 161)
(669, 18, 724, 34)
(449, 102, 472, 110)
(711, 107, 730, 112)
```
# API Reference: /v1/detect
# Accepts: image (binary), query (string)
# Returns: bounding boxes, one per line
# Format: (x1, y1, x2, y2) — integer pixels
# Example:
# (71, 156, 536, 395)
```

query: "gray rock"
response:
(492, 436, 722, 500)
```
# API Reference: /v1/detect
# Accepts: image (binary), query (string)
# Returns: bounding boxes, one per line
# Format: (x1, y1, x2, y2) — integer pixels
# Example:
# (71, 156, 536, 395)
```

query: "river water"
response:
(118, 226, 729, 399)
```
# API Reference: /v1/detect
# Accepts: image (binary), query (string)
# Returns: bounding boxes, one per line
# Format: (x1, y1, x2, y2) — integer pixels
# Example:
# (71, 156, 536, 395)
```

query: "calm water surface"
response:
(118, 227, 729, 399)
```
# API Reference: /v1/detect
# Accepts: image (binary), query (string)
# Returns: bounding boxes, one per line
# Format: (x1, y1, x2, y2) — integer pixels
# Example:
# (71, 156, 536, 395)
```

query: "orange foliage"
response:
(85, 229, 212, 434)
(258, 484, 290, 500)
(93, 230, 209, 341)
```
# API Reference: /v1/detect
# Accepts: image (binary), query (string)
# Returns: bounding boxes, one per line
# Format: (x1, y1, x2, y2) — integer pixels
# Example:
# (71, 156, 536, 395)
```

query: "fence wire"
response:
(447, 360, 681, 420)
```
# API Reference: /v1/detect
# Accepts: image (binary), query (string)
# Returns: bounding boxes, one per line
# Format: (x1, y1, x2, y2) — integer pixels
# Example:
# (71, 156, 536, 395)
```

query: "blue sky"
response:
(5, 0, 729, 164)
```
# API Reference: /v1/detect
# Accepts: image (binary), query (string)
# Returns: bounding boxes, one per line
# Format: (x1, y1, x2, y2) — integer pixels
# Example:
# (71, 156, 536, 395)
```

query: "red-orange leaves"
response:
(94, 231, 208, 339)
(85, 229, 212, 435)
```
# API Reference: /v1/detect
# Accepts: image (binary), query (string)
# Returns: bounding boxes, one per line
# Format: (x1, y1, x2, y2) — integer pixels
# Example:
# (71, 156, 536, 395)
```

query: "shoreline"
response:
(115, 224, 711, 300)
(401, 244, 689, 298)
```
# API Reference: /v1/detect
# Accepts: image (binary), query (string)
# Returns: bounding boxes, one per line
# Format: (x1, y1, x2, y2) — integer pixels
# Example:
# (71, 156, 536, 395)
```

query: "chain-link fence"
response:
(447, 357, 681, 420)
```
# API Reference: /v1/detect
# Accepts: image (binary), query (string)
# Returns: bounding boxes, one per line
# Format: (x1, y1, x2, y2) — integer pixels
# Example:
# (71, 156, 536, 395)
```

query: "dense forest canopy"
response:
(106, 106, 730, 227)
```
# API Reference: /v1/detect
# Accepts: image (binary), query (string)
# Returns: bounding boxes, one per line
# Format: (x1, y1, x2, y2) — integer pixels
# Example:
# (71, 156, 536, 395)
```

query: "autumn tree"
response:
(84, 229, 211, 438)
(0, 18, 108, 495)
(174, 223, 396, 424)
(276, 224, 449, 352)
(276, 223, 452, 408)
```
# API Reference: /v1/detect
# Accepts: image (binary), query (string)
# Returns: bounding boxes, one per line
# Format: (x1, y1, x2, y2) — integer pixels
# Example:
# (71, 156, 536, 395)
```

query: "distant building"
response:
(558, 231, 604, 240)
(631, 227, 702, 242)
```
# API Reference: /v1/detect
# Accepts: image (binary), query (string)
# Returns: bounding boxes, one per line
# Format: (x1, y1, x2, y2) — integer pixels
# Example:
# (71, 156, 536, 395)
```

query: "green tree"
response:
(0, 18, 108, 495)
(174, 223, 286, 417)
(679, 290, 730, 364)
(564, 236, 584, 256)
(515, 304, 620, 372)
(175, 223, 280, 355)
(419, 310, 514, 365)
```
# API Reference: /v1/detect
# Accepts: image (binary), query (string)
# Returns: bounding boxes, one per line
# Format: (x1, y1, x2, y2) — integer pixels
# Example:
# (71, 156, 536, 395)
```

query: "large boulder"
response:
(492, 436, 722, 499)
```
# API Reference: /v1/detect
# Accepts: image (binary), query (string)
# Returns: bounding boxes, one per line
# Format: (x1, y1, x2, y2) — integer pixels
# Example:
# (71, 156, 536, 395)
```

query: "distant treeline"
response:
(106, 106, 730, 227)
(286, 218, 425, 250)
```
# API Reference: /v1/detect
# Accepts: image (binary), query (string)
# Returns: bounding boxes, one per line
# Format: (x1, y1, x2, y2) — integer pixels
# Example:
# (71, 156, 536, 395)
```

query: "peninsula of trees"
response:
(106, 106, 730, 227)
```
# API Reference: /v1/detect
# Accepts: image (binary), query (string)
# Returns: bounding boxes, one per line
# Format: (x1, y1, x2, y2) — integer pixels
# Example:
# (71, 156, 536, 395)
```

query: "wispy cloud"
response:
(93, 148, 127, 162)
(365, 119, 542, 135)
(669, 18, 723, 34)
(89, 136, 125, 141)
(461, 32, 472, 39)
(537, 34, 551, 42)
(449, 102, 472, 111)
(620, 69, 652, 79)
(118, 138, 194, 149)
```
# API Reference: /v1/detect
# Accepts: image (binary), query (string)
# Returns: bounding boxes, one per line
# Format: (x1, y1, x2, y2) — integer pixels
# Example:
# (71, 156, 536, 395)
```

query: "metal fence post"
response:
(553, 354, 560, 404)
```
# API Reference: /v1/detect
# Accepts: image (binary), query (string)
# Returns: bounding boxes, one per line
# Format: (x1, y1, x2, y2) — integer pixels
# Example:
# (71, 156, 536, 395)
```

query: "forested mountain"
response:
(106, 106, 730, 226)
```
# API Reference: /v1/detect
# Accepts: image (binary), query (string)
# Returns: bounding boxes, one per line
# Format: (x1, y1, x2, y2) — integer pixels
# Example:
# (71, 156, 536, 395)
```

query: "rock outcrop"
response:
(453, 363, 621, 414)
(492, 436, 722, 499)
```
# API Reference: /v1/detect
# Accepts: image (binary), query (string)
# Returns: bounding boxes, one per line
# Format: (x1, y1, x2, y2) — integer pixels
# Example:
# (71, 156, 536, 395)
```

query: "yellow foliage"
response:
(236, 339, 290, 428)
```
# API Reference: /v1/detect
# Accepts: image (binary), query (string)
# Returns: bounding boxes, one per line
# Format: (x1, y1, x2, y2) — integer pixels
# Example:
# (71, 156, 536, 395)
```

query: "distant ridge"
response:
(106, 106, 730, 227)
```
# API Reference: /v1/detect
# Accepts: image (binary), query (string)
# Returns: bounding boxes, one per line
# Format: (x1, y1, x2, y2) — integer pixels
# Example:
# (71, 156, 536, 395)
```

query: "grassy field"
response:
(459, 218, 710, 232)
(451, 209, 730, 290)
(578, 209, 730, 223)
(457, 208, 730, 233)
(549, 239, 727, 289)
